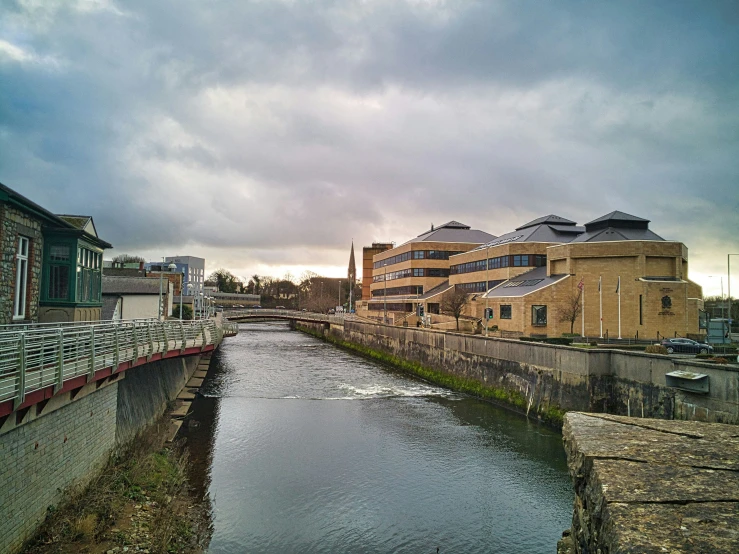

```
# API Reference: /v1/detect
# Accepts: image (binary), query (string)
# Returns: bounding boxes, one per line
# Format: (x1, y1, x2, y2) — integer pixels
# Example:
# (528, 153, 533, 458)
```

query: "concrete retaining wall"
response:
(297, 320, 739, 425)
(0, 353, 208, 554)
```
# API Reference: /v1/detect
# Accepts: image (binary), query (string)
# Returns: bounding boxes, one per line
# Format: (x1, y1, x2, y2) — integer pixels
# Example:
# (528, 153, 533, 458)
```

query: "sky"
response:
(1, 0, 737, 295)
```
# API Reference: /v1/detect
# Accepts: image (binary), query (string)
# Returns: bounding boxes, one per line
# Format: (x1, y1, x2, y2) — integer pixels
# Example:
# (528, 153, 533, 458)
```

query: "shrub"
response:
(561, 333, 581, 338)
(645, 345, 668, 355)
(695, 353, 714, 359)
(589, 341, 599, 347)
(712, 357, 729, 365)
(544, 337, 574, 346)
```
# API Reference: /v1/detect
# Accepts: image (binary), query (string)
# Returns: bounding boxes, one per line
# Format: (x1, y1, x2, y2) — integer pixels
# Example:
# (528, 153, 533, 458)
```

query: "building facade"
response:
(366, 221, 496, 317)
(1, 184, 112, 325)
(361, 242, 393, 301)
(457, 212, 703, 340)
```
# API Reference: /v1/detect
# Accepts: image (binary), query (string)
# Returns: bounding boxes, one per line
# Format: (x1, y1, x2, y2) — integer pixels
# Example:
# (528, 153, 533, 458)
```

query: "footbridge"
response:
(226, 309, 349, 325)
(0, 317, 238, 418)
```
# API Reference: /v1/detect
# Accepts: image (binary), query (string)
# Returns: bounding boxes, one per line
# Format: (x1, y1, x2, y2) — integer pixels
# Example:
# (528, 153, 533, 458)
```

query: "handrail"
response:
(0, 318, 234, 409)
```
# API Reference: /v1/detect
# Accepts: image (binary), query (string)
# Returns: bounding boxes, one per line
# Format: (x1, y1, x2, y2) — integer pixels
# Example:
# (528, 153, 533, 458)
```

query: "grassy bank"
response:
(22, 419, 208, 554)
(296, 324, 565, 428)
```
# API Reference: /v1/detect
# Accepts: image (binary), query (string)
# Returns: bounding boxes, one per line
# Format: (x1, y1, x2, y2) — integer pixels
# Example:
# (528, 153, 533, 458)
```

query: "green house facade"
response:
(38, 216, 112, 323)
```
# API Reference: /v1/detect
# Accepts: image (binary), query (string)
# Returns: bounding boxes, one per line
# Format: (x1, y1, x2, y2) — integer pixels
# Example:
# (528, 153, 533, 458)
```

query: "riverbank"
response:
(21, 416, 209, 554)
(295, 322, 566, 427)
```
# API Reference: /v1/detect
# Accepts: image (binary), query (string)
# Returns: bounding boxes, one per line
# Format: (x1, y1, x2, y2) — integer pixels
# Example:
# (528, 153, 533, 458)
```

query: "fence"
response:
(0, 318, 228, 410)
(226, 309, 348, 326)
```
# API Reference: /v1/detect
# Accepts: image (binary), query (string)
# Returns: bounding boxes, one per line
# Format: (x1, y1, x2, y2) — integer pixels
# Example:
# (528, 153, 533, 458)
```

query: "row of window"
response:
(373, 250, 464, 269)
(373, 268, 450, 282)
(450, 254, 547, 274)
(372, 286, 423, 297)
(456, 280, 505, 293)
(485, 304, 547, 325)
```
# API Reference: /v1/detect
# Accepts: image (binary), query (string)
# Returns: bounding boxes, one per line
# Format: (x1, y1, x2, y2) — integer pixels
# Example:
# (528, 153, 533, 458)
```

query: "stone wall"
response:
(0, 382, 118, 554)
(0, 203, 44, 324)
(296, 320, 739, 425)
(560, 412, 739, 553)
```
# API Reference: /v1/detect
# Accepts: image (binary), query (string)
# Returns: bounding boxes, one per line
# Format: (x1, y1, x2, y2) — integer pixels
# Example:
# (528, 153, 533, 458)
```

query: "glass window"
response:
(50, 244, 70, 262)
(500, 305, 512, 319)
(13, 236, 30, 319)
(48, 265, 70, 299)
(532, 305, 547, 326)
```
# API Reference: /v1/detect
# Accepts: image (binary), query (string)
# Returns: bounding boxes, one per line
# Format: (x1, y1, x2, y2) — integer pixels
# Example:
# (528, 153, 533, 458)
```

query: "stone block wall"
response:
(0, 383, 118, 554)
(0, 204, 44, 324)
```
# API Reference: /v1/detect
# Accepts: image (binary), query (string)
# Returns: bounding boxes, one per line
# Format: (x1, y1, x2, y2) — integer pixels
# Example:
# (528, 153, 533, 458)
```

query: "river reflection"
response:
(181, 322, 572, 553)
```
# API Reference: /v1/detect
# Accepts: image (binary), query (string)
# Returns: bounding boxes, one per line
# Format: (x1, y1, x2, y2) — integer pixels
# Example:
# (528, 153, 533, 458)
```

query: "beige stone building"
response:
(457, 211, 703, 340)
(364, 221, 495, 319)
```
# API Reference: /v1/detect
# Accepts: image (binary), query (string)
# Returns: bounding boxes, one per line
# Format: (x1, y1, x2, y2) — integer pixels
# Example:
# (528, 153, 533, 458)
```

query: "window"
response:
(513, 255, 529, 267)
(13, 236, 30, 319)
(532, 305, 547, 326)
(413, 268, 424, 277)
(48, 244, 71, 300)
(500, 305, 512, 319)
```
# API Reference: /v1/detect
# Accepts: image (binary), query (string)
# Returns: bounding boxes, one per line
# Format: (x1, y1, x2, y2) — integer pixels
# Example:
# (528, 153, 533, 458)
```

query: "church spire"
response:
(348, 240, 356, 282)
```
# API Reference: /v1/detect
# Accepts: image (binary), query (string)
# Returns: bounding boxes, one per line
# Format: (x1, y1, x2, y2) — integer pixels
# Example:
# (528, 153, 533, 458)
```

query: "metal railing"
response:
(0, 318, 229, 409)
(226, 309, 349, 326)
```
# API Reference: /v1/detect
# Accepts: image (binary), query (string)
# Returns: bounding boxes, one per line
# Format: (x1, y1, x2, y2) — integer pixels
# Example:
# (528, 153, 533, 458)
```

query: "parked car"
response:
(660, 338, 713, 355)
(252, 305, 262, 309)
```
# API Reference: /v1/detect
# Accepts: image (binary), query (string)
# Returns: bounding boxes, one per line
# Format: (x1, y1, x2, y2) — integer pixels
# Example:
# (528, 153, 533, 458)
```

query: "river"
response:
(181, 322, 573, 553)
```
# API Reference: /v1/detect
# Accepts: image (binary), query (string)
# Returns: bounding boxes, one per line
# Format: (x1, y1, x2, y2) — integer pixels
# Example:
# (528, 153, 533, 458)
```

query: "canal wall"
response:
(294, 320, 739, 426)
(0, 353, 206, 554)
(559, 412, 739, 553)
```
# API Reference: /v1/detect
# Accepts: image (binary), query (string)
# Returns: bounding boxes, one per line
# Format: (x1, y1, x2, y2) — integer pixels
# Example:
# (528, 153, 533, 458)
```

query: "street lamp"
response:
(157, 257, 165, 320)
(178, 268, 185, 320)
(729, 254, 739, 331)
(485, 245, 490, 337)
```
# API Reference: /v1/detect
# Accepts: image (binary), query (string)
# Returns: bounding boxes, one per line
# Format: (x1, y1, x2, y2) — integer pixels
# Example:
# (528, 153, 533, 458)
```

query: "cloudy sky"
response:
(1, 0, 737, 294)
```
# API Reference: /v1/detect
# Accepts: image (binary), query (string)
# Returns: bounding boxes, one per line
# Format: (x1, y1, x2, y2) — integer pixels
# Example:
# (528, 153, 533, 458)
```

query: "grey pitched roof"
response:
(570, 227, 665, 243)
(102, 276, 161, 295)
(469, 215, 583, 252)
(401, 221, 496, 246)
(516, 214, 577, 230)
(585, 211, 649, 225)
(573, 211, 664, 242)
(483, 267, 569, 298)
(101, 296, 120, 320)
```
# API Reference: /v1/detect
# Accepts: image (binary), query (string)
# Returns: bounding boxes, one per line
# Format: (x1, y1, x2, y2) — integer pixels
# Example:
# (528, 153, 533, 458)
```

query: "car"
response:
(660, 338, 713, 355)
(252, 305, 262, 309)
(327, 309, 335, 314)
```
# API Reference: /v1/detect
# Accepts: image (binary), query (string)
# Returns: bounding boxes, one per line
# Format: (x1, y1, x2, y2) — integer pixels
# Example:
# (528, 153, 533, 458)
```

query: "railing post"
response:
(147, 321, 154, 361)
(133, 322, 139, 361)
(54, 329, 64, 393)
(113, 324, 120, 370)
(200, 320, 207, 351)
(15, 332, 26, 409)
(180, 321, 186, 353)
(162, 322, 169, 355)
(88, 326, 96, 381)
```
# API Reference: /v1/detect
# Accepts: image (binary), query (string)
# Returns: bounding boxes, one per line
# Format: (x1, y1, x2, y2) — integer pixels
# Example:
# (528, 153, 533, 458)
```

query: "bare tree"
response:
(440, 286, 470, 331)
(112, 254, 145, 264)
(559, 290, 583, 334)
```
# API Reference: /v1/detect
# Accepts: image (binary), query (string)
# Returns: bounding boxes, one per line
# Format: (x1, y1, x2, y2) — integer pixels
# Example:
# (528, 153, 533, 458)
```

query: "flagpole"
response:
(617, 276, 622, 339)
(581, 281, 585, 338)
(599, 275, 603, 338)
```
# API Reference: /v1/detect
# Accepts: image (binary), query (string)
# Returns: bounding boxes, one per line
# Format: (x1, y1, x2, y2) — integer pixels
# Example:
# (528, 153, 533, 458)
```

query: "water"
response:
(182, 322, 573, 553)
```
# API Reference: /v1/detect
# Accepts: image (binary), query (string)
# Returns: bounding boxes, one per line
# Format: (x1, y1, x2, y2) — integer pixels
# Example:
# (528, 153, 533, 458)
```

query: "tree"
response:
(208, 269, 242, 293)
(112, 254, 145, 264)
(559, 290, 583, 334)
(173, 305, 193, 320)
(441, 286, 470, 331)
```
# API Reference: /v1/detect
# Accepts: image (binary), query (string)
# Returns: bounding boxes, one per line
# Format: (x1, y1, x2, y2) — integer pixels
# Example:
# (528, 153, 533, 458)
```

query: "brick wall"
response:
(0, 384, 118, 553)
(0, 204, 44, 324)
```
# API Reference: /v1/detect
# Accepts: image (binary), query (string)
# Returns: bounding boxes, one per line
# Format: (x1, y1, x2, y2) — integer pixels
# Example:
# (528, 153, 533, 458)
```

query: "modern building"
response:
(361, 242, 393, 300)
(459, 211, 703, 339)
(1, 183, 112, 324)
(366, 221, 496, 317)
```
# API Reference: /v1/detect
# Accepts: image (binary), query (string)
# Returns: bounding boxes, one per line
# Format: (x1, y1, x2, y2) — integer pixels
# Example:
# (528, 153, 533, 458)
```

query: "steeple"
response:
(348, 240, 356, 282)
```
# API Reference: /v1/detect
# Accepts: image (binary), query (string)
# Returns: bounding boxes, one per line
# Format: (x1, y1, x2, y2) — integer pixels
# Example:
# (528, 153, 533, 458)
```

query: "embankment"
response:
(0, 354, 205, 554)
(294, 320, 739, 426)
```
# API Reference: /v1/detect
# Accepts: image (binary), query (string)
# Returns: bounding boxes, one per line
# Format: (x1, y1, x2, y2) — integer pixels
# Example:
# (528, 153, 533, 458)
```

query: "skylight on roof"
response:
(502, 279, 544, 288)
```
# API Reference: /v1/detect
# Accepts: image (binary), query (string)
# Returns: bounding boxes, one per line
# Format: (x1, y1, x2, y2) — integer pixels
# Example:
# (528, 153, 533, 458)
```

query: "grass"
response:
(296, 324, 566, 428)
(22, 422, 202, 554)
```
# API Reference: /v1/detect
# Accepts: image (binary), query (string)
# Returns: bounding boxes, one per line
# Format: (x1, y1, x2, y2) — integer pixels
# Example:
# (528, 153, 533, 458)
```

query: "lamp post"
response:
(707, 275, 725, 319)
(729, 254, 739, 332)
(157, 257, 165, 320)
(485, 245, 490, 337)
(166, 262, 177, 319)
(383, 262, 388, 325)
(179, 269, 184, 320)
(338, 279, 342, 311)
